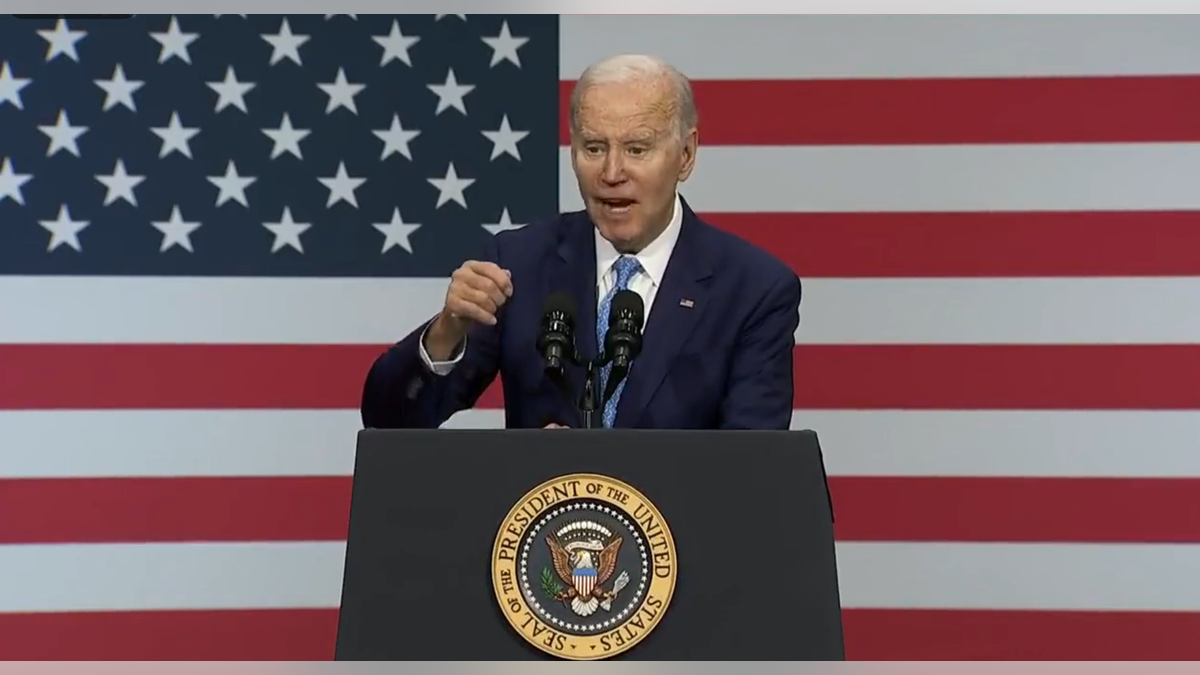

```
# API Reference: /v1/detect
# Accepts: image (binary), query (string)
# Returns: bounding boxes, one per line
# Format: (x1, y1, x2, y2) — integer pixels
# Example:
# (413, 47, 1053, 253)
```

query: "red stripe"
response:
(559, 76, 1200, 145)
(843, 608, 1200, 660)
(0, 477, 351, 544)
(705, 210, 1200, 277)
(0, 343, 381, 410)
(830, 477, 1200, 543)
(5, 475, 1200, 545)
(0, 609, 338, 660)
(1, 607, 1197, 659)
(791, 345, 1200, 410)
(4, 344, 1200, 410)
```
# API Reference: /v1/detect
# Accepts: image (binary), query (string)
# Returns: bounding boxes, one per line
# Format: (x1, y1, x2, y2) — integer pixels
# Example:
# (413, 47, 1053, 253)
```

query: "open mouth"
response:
(598, 198, 635, 214)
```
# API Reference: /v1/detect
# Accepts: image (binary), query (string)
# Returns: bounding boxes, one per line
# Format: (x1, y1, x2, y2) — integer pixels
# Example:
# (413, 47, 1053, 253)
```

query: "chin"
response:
(596, 220, 642, 247)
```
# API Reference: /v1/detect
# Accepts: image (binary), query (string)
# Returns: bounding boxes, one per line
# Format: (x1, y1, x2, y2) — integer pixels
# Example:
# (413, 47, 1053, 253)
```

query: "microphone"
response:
(536, 291, 577, 380)
(601, 289, 645, 403)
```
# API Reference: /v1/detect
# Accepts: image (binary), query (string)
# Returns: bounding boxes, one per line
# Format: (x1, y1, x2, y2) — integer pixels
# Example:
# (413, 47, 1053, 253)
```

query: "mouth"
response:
(596, 198, 636, 215)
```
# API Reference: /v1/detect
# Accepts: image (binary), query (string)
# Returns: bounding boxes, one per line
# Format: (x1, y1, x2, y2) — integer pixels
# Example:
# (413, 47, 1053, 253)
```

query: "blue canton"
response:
(0, 14, 560, 278)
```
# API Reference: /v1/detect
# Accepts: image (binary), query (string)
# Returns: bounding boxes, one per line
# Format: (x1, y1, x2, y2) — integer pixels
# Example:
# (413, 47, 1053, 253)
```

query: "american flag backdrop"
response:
(2, 12, 1200, 660)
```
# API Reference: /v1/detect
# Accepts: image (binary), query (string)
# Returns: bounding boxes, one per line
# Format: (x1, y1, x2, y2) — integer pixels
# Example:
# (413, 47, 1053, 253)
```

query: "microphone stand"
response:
(545, 346, 607, 429)
(579, 356, 601, 429)
(546, 341, 632, 430)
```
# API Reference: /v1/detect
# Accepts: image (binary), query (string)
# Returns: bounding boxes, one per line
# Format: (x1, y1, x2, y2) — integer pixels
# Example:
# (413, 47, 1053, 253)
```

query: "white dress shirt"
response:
(420, 192, 683, 375)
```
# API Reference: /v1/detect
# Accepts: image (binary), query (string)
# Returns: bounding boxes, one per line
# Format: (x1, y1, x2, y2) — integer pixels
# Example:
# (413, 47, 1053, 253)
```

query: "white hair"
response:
(568, 53, 697, 145)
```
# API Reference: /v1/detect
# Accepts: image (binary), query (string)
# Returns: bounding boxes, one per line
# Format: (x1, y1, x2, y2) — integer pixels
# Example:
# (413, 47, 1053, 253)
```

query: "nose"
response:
(600, 152, 626, 185)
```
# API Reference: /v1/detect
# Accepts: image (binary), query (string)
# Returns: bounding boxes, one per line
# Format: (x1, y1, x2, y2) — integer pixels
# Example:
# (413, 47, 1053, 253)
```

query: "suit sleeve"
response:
(359, 236, 505, 429)
(717, 270, 801, 430)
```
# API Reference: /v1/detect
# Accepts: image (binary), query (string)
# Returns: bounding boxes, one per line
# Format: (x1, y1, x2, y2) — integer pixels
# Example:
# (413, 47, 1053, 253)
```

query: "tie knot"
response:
(613, 255, 642, 285)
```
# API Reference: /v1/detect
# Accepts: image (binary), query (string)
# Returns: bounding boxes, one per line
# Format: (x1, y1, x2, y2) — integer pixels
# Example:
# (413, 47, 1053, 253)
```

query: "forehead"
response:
(575, 80, 674, 136)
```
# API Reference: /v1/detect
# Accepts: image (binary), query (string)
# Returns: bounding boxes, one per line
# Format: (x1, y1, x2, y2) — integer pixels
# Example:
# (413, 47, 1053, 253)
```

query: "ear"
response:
(677, 128, 698, 182)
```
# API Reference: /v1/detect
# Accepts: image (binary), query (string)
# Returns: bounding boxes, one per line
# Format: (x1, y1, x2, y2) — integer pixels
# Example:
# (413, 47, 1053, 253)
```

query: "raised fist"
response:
(424, 260, 513, 358)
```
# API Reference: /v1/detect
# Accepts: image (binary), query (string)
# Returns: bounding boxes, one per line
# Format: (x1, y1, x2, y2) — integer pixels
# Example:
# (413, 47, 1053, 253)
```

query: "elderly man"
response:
(360, 54, 802, 430)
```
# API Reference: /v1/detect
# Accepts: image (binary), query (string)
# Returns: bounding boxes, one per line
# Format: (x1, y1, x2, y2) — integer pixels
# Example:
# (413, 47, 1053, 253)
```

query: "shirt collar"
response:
(594, 192, 683, 287)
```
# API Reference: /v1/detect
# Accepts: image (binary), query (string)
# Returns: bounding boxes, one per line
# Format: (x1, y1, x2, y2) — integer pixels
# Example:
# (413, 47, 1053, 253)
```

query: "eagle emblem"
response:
(542, 520, 632, 617)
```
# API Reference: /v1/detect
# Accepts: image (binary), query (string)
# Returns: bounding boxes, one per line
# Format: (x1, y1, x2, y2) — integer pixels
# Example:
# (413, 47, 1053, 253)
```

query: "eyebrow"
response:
(579, 131, 659, 144)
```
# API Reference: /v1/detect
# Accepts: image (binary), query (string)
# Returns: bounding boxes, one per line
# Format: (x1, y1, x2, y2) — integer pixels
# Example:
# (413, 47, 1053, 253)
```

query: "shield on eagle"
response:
(573, 566, 597, 596)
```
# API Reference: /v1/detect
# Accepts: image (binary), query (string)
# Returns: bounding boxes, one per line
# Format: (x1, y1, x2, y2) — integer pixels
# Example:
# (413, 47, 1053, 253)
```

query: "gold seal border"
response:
(490, 472, 677, 661)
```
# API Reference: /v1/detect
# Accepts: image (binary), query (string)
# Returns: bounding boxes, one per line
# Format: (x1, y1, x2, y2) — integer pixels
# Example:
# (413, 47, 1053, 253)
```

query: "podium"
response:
(333, 429, 844, 660)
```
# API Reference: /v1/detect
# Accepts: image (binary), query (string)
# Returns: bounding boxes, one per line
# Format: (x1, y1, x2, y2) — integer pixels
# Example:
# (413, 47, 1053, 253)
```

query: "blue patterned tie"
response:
(596, 255, 643, 427)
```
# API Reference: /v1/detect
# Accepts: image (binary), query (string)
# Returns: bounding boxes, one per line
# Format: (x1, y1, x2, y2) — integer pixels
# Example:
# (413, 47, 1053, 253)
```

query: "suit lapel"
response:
(614, 203, 713, 427)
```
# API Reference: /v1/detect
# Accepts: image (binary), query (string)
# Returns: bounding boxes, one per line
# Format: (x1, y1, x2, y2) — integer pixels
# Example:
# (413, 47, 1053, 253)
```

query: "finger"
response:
(456, 286, 499, 316)
(459, 274, 507, 307)
(468, 262, 514, 297)
(544, 423, 568, 429)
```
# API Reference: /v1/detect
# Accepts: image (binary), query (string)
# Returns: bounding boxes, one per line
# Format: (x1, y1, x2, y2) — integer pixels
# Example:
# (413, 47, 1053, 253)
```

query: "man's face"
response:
(570, 79, 697, 252)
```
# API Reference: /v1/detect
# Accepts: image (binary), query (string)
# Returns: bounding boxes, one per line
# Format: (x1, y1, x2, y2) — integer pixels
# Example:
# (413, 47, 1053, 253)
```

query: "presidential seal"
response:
(491, 473, 677, 660)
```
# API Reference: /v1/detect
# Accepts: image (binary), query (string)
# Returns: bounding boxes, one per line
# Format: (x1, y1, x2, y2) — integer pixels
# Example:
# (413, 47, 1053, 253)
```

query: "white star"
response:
(374, 208, 421, 254)
(207, 66, 255, 113)
(318, 161, 366, 208)
(483, 208, 526, 235)
(0, 61, 32, 109)
(482, 115, 529, 160)
(94, 64, 144, 112)
(151, 206, 202, 253)
(207, 160, 256, 207)
(481, 21, 528, 68)
(0, 157, 33, 205)
(150, 111, 200, 158)
(435, 14, 466, 20)
(428, 68, 474, 116)
(95, 159, 145, 206)
(39, 205, 89, 252)
(262, 17, 309, 66)
(374, 19, 419, 67)
(38, 18, 86, 62)
(38, 109, 87, 157)
(263, 207, 311, 253)
(373, 114, 420, 160)
(150, 16, 199, 64)
(428, 163, 475, 209)
(262, 113, 310, 160)
(318, 67, 365, 114)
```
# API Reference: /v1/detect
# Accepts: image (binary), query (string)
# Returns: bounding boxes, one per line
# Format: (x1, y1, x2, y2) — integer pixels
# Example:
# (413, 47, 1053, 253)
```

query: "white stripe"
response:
(0, 542, 346, 613)
(836, 542, 1200, 611)
(6, 409, 1200, 479)
(796, 410, 1200, 478)
(560, 144, 1200, 213)
(0, 410, 363, 478)
(5, 277, 1199, 345)
(798, 278, 1200, 344)
(3, 541, 1197, 613)
(0, 276, 443, 344)
(559, 15, 1200, 78)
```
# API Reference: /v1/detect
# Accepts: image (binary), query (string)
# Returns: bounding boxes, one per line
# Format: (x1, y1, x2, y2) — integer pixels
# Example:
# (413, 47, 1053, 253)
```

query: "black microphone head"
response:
(539, 291, 577, 377)
(543, 291, 577, 321)
(609, 289, 644, 327)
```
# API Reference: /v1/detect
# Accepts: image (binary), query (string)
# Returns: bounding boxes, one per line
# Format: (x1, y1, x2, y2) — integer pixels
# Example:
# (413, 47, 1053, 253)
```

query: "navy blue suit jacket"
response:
(360, 197, 802, 430)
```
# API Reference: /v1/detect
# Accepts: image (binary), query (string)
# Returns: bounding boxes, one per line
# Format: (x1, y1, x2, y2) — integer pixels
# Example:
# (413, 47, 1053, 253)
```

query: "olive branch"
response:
(540, 567, 565, 599)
